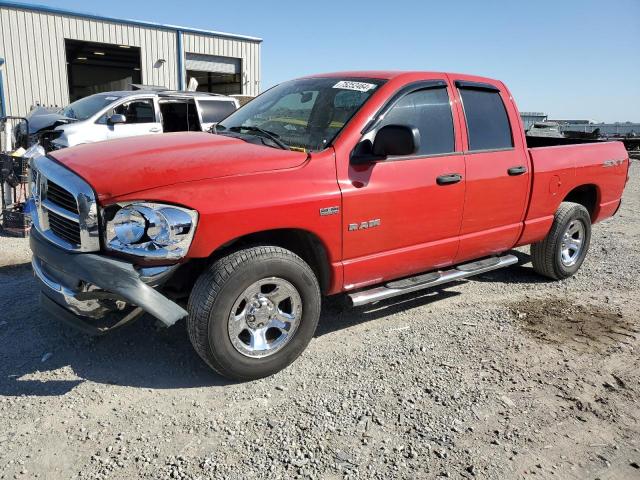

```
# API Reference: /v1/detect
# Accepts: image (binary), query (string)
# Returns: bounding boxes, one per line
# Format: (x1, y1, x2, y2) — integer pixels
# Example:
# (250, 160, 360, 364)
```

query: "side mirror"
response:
(107, 114, 127, 125)
(372, 124, 420, 157)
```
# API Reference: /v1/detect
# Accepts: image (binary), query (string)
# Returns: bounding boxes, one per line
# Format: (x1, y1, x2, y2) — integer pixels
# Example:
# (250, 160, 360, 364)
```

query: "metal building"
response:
(519, 112, 547, 131)
(0, 1, 262, 117)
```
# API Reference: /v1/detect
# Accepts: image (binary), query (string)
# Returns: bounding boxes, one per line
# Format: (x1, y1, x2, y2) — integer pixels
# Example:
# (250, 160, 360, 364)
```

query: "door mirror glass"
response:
(107, 113, 127, 125)
(372, 124, 420, 157)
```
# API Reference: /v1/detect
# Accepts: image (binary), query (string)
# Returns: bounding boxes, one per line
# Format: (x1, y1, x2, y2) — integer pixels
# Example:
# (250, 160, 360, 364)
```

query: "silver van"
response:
(19, 89, 239, 151)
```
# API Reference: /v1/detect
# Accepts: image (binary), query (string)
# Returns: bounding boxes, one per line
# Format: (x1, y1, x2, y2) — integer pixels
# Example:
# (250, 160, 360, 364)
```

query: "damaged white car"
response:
(16, 89, 239, 151)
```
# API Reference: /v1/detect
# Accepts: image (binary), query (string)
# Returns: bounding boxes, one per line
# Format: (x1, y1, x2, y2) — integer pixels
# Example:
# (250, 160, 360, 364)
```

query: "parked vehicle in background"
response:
(27, 71, 630, 380)
(526, 121, 564, 138)
(15, 90, 239, 151)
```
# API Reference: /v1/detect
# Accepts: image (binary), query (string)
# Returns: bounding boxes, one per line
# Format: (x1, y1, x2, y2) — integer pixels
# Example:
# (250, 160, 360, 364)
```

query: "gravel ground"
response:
(1, 162, 639, 480)
(0, 233, 31, 267)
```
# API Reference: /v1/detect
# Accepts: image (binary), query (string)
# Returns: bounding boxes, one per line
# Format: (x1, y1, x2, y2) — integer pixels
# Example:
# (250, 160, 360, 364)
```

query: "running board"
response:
(348, 254, 519, 307)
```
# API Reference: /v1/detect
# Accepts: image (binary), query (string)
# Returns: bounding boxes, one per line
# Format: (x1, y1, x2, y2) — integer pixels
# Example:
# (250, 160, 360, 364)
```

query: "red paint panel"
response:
(515, 216, 554, 247)
(51, 132, 308, 200)
(340, 154, 465, 287)
(110, 149, 345, 294)
(526, 141, 628, 223)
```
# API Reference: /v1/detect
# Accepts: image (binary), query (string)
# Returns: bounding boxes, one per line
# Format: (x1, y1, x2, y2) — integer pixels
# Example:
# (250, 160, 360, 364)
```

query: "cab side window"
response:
(101, 99, 156, 124)
(379, 87, 455, 156)
(115, 99, 155, 123)
(458, 88, 513, 151)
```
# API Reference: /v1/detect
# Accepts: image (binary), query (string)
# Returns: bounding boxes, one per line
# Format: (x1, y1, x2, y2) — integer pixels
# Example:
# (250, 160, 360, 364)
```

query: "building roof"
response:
(0, 1, 262, 42)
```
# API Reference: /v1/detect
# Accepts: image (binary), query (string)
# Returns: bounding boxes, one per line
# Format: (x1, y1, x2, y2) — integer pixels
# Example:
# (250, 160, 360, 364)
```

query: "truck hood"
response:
(50, 132, 308, 200)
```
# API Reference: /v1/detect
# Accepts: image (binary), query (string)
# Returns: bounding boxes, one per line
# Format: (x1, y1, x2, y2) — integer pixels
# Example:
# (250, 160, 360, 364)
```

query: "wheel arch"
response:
(562, 184, 600, 220)
(209, 228, 332, 294)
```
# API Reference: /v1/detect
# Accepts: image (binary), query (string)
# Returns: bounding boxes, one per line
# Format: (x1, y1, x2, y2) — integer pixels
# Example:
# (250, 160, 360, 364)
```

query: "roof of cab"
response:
(305, 71, 502, 85)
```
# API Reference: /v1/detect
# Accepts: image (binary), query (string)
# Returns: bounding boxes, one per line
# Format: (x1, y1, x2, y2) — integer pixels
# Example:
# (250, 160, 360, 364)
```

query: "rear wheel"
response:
(187, 246, 321, 380)
(531, 201, 591, 280)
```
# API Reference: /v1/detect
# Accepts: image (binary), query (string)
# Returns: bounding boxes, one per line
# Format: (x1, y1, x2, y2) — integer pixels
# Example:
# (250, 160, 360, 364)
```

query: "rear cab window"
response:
(457, 81, 513, 151)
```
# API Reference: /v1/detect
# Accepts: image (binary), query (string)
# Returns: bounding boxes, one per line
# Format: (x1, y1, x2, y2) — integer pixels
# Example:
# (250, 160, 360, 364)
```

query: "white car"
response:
(20, 89, 239, 151)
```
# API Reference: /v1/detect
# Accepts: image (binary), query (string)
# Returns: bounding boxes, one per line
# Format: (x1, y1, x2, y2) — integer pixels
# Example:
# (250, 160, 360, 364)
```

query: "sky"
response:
(18, 0, 640, 122)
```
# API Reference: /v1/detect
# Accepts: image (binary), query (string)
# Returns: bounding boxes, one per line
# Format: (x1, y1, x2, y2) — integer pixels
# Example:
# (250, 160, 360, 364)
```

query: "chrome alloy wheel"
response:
(560, 220, 585, 267)
(227, 277, 302, 358)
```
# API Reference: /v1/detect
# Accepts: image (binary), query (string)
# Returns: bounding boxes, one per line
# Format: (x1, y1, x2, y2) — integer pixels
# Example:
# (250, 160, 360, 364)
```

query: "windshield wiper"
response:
(226, 125, 290, 150)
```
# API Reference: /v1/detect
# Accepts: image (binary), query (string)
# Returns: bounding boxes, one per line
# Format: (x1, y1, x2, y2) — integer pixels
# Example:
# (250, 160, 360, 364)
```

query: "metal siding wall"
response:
(0, 6, 179, 116)
(182, 32, 260, 96)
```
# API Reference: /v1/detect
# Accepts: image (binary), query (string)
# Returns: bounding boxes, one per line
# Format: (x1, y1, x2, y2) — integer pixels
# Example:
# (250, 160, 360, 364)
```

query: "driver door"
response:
(102, 98, 162, 141)
(339, 81, 466, 288)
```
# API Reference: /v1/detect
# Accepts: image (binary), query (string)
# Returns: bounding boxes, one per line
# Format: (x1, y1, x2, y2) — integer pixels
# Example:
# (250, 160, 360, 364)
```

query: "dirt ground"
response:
(1, 163, 639, 480)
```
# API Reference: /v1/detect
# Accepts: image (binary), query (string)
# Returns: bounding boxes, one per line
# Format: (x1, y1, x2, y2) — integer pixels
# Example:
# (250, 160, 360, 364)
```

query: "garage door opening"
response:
(65, 39, 141, 101)
(186, 53, 241, 95)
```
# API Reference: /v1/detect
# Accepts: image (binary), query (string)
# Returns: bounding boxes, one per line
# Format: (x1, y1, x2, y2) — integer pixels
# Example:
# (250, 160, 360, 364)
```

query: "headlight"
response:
(113, 208, 146, 244)
(104, 203, 198, 259)
(23, 143, 45, 159)
(28, 155, 43, 198)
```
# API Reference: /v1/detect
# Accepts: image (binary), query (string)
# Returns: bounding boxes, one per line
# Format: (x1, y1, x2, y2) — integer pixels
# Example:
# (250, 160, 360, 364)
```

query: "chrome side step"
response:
(348, 254, 519, 307)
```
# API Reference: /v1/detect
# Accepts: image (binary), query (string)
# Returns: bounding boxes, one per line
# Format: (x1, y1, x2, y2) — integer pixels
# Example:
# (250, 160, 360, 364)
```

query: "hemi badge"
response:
(320, 206, 339, 216)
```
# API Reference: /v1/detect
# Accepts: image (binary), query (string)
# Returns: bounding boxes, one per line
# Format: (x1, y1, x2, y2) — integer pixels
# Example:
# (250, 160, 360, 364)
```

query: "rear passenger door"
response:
(452, 79, 530, 262)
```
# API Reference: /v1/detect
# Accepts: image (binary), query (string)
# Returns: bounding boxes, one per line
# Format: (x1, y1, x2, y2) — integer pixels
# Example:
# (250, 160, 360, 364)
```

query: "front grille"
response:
(48, 210, 81, 245)
(46, 180, 79, 214)
(31, 155, 100, 252)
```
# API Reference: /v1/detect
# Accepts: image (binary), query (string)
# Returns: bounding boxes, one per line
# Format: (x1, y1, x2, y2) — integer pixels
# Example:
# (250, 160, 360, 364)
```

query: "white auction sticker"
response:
(332, 81, 377, 92)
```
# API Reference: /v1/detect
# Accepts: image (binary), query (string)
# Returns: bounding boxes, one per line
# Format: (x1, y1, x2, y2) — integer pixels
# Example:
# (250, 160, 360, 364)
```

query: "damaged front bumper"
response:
(30, 227, 188, 335)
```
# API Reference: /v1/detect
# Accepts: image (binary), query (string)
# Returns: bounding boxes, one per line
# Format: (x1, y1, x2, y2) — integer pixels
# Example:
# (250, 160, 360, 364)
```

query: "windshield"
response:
(60, 93, 123, 120)
(217, 77, 385, 152)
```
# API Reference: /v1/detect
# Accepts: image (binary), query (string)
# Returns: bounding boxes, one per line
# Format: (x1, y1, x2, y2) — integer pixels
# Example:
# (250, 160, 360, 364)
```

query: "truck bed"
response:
(519, 140, 629, 248)
(525, 134, 607, 148)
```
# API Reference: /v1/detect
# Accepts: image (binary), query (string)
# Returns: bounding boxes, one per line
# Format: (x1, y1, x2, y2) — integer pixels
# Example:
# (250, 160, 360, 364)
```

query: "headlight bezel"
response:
(103, 202, 198, 260)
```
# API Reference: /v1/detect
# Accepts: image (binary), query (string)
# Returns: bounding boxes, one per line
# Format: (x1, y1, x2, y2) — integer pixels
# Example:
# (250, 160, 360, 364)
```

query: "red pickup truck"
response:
(28, 71, 629, 379)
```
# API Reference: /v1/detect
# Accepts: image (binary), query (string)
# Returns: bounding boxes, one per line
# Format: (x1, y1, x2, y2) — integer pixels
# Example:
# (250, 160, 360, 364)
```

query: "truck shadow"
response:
(469, 250, 556, 285)
(0, 263, 237, 396)
(0, 250, 551, 396)
(316, 287, 463, 337)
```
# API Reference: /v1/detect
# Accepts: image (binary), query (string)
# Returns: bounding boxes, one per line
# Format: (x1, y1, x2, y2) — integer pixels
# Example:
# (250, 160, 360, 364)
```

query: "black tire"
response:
(187, 246, 321, 380)
(531, 202, 592, 280)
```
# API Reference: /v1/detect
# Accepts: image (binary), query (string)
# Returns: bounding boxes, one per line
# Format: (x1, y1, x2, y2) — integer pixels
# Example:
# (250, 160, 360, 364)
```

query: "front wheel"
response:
(187, 246, 321, 380)
(531, 201, 592, 280)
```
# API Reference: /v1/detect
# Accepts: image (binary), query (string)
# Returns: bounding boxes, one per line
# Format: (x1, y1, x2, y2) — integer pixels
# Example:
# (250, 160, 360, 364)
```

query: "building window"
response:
(186, 70, 241, 95)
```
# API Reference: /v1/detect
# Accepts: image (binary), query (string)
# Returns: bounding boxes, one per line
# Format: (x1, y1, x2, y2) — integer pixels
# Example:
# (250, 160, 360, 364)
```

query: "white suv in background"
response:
(19, 89, 239, 151)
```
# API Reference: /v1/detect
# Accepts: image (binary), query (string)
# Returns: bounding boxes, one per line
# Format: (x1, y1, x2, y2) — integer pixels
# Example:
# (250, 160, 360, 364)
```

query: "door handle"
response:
(149, 127, 161, 133)
(436, 173, 462, 185)
(507, 166, 527, 176)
